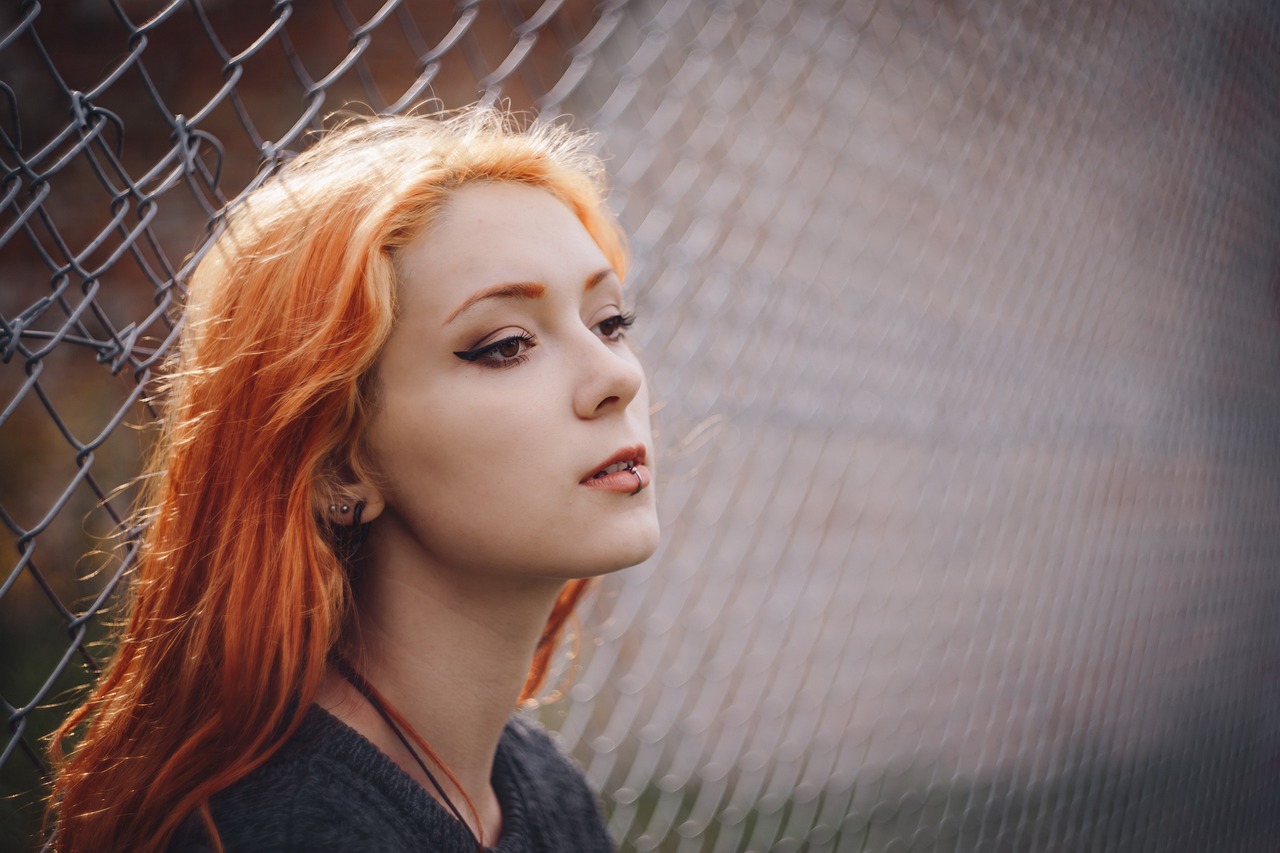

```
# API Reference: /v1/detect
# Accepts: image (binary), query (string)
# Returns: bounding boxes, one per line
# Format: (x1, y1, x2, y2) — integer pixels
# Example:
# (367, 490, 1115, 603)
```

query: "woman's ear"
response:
(316, 461, 387, 527)
(349, 486, 385, 524)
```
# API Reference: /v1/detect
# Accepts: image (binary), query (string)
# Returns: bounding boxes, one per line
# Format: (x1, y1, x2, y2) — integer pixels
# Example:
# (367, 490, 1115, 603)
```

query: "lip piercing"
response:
(629, 466, 644, 496)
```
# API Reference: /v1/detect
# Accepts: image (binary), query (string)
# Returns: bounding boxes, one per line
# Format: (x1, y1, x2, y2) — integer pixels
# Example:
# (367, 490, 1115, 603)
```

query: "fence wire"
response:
(3, 1, 1280, 851)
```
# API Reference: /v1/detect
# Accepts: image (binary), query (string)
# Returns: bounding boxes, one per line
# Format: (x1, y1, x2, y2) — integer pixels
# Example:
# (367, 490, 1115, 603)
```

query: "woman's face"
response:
(362, 181, 659, 583)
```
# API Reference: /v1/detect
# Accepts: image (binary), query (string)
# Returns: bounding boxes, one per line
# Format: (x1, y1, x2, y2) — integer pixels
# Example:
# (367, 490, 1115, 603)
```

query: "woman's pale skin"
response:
(313, 181, 660, 842)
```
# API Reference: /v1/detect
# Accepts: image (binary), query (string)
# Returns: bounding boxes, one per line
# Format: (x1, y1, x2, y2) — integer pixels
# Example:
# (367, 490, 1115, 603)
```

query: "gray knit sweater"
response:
(169, 705, 616, 852)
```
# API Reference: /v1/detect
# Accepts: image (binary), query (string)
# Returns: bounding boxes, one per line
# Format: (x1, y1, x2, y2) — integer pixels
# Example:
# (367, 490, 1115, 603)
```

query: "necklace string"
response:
(331, 656, 482, 848)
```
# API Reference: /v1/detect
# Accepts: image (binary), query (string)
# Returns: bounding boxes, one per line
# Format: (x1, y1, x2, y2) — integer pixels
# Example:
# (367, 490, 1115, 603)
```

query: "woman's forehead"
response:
(394, 182, 613, 315)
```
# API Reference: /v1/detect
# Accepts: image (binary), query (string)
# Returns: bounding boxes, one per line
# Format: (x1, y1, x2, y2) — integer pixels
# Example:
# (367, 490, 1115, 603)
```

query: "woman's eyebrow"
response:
(444, 282, 546, 325)
(584, 267, 616, 291)
(444, 268, 618, 325)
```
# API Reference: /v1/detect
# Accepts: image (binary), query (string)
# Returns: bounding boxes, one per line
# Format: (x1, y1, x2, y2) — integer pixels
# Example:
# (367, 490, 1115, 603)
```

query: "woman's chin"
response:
(567, 518, 661, 579)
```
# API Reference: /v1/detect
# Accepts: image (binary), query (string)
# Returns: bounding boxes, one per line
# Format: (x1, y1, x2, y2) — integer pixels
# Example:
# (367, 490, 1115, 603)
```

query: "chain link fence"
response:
(4, 1, 1280, 850)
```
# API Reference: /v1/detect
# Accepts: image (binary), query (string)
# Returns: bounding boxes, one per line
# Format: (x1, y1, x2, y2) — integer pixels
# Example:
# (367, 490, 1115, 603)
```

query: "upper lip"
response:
(582, 444, 647, 482)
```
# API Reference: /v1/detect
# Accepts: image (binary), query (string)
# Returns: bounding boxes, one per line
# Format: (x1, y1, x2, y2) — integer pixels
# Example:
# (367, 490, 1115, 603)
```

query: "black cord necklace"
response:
(331, 656, 481, 849)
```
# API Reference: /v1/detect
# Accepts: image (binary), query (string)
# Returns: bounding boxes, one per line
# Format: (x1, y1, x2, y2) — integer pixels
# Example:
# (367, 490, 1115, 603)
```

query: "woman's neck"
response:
(316, 542, 568, 844)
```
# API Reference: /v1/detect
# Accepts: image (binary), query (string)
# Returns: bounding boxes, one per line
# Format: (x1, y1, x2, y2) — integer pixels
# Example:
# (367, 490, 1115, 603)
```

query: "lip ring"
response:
(629, 466, 643, 496)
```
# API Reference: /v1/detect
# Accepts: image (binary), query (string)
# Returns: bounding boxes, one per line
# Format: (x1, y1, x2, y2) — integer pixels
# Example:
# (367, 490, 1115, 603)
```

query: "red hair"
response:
(45, 108, 628, 853)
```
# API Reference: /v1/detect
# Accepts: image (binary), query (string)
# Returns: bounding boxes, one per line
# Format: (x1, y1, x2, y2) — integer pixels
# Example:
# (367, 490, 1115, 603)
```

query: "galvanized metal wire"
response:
(3, 1, 1280, 850)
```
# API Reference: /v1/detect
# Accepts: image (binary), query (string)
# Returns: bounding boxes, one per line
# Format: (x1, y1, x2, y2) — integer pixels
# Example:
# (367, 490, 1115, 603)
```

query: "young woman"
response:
(46, 108, 659, 852)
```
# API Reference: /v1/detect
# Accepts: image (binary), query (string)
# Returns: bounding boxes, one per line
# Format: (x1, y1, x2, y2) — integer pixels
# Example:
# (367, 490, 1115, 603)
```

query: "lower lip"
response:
(581, 464, 650, 493)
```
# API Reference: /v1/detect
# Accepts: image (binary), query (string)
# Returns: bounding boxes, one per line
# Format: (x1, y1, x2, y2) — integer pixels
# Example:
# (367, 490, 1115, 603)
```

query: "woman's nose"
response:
(573, 334, 645, 419)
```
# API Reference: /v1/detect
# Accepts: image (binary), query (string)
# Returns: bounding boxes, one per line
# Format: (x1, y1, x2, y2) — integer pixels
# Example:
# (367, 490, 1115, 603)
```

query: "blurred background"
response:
(3, 1, 1280, 850)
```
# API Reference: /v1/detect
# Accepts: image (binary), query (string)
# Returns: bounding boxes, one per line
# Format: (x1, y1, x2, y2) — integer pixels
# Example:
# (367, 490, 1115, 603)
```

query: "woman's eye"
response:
(494, 338, 523, 358)
(453, 333, 536, 367)
(595, 311, 636, 341)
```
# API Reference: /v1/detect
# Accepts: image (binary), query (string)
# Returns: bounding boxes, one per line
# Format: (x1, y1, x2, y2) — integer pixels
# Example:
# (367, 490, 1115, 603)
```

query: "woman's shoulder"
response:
(169, 705, 475, 852)
(494, 714, 615, 852)
(168, 706, 615, 852)
(497, 713, 589, 786)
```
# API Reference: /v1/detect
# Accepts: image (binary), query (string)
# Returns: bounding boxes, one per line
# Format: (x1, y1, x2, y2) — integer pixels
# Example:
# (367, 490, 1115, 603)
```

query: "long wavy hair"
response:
(44, 107, 628, 853)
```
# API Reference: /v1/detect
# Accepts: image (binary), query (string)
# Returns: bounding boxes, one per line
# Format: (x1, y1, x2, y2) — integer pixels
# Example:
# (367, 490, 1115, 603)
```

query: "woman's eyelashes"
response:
(595, 310, 636, 341)
(452, 311, 636, 369)
(453, 332, 537, 368)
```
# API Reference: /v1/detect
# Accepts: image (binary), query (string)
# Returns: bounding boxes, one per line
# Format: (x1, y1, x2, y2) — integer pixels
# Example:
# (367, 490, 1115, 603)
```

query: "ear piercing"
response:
(328, 503, 351, 515)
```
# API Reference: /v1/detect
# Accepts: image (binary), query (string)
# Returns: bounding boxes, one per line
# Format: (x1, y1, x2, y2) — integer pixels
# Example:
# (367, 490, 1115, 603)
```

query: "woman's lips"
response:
(581, 444, 647, 483)
(580, 463, 650, 493)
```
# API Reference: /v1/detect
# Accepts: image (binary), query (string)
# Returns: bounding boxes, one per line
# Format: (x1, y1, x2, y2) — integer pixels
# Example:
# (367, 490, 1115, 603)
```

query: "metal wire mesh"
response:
(4, 1, 1280, 850)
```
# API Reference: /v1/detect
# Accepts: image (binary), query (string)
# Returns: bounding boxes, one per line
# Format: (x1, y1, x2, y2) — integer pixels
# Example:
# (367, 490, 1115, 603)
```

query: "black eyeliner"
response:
(453, 333, 534, 362)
